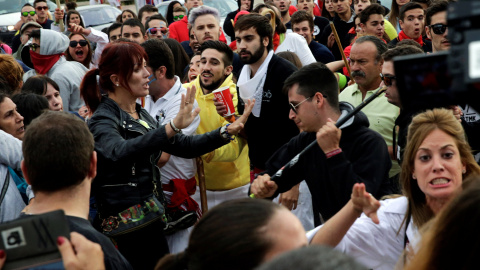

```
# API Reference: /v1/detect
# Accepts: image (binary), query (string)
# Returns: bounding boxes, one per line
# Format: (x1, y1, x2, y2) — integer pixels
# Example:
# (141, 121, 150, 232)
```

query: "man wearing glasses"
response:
(251, 62, 393, 226)
(11, 4, 39, 54)
(145, 15, 169, 40)
(33, 0, 53, 29)
(425, 1, 449, 53)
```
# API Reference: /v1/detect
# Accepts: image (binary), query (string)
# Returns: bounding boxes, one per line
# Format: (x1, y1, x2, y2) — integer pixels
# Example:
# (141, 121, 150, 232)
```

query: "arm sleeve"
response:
(223, 12, 236, 39)
(276, 33, 316, 66)
(85, 28, 109, 68)
(0, 129, 23, 170)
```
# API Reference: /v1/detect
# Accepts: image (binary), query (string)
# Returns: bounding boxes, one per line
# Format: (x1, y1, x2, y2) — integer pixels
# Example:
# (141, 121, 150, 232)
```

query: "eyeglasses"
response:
(289, 95, 318, 114)
(380, 73, 396, 87)
(35, 6, 49, 11)
(174, 15, 185, 21)
(22, 11, 36, 17)
(30, 43, 40, 51)
(69, 40, 88, 47)
(428, 23, 447, 35)
(147, 27, 168, 35)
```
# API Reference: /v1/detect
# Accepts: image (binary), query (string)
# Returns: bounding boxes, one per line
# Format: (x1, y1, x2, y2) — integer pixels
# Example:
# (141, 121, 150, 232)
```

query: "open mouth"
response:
(202, 72, 213, 79)
(75, 50, 85, 59)
(190, 74, 198, 81)
(18, 126, 25, 133)
(430, 178, 451, 186)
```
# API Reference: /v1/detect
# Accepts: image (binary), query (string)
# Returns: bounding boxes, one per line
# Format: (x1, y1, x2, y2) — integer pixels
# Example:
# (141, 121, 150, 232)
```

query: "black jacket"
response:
(319, 11, 355, 61)
(237, 54, 299, 170)
(89, 97, 229, 215)
(265, 102, 393, 225)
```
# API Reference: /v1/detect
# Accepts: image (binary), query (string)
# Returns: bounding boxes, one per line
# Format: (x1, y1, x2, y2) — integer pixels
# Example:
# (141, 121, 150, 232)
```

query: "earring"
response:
(412, 174, 416, 179)
(463, 169, 466, 174)
(116, 83, 119, 87)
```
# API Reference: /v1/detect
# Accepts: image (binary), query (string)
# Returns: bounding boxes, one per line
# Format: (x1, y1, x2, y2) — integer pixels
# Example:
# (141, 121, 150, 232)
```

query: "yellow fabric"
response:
(184, 75, 250, 191)
(384, 20, 398, 41)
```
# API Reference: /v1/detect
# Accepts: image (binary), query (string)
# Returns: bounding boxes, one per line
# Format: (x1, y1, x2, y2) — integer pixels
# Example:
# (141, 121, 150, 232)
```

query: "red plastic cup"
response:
(213, 86, 235, 117)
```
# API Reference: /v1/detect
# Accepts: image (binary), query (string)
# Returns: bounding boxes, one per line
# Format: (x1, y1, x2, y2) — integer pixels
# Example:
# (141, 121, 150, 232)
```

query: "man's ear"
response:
(156, 66, 166, 79)
(225, 65, 233, 76)
(399, 20, 404, 30)
(21, 160, 31, 185)
(425, 26, 432, 39)
(263, 36, 269, 47)
(88, 151, 97, 180)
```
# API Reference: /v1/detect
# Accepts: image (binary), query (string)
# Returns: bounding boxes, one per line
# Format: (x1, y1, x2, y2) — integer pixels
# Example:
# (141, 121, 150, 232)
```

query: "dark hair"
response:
(11, 93, 48, 127)
(425, 0, 448, 26)
(382, 45, 424, 62)
(80, 42, 148, 112)
(412, 0, 431, 8)
(119, 9, 138, 23)
(163, 38, 190, 79)
(145, 14, 167, 30)
(235, 13, 273, 51)
(30, 29, 41, 40)
(33, 0, 47, 8)
(290, 10, 314, 32)
(395, 38, 423, 48)
(256, 245, 368, 270)
(359, 4, 385, 24)
(0, 75, 12, 95)
(276, 51, 303, 69)
(283, 62, 339, 112)
(122, 18, 146, 36)
(22, 75, 60, 96)
(237, 0, 253, 12)
(399, 2, 424, 21)
(107, 22, 122, 40)
(138, 4, 158, 22)
(65, 33, 92, 68)
(21, 3, 33, 10)
(22, 111, 94, 193)
(66, 10, 85, 28)
(166, 1, 183, 25)
(155, 199, 283, 270)
(355, 35, 388, 63)
(65, 2, 77, 11)
(252, 3, 286, 35)
(199, 40, 233, 67)
(141, 39, 175, 80)
(321, 0, 334, 20)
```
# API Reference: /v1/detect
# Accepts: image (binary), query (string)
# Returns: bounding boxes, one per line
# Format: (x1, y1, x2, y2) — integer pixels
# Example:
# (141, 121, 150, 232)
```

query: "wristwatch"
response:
(220, 124, 235, 141)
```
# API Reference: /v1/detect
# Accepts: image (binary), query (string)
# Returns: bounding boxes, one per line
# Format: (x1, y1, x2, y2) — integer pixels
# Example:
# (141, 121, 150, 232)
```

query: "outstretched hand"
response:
(226, 99, 255, 136)
(173, 85, 201, 130)
(351, 183, 381, 224)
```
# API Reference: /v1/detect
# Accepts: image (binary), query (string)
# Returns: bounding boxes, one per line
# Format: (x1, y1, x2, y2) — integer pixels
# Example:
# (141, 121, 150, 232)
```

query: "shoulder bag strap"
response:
(0, 170, 11, 207)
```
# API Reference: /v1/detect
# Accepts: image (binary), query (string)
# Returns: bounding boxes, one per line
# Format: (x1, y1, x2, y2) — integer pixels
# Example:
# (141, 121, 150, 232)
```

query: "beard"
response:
(239, 42, 266, 65)
(200, 73, 225, 92)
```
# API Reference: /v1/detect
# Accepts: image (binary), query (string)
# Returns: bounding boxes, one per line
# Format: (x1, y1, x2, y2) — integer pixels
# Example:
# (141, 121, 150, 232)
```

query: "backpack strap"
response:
(0, 170, 11, 207)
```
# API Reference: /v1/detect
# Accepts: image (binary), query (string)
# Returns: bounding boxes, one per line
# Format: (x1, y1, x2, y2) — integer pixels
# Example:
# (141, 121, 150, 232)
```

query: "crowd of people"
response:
(0, 0, 477, 269)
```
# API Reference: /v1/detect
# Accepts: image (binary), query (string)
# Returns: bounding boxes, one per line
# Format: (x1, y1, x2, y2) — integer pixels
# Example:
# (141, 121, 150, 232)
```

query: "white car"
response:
(0, 0, 58, 46)
(77, 5, 121, 32)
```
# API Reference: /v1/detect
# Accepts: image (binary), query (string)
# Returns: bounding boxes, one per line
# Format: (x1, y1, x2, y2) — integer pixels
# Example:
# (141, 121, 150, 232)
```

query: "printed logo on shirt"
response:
(263, 90, 273, 102)
(313, 25, 320, 36)
(156, 110, 166, 124)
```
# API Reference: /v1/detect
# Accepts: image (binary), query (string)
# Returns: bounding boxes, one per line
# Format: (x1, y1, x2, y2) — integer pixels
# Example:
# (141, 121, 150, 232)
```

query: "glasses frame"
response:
(380, 73, 396, 87)
(289, 95, 317, 114)
(69, 40, 88, 47)
(30, 43, 40, 51)
(428, 23, 447, 35)
(173, 14, 185, 21)
(22, 11, 36, 17)
(35, 6, 49, 11)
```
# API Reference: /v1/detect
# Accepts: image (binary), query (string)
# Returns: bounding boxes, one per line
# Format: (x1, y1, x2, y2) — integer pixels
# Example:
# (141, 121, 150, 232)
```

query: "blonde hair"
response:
(400, 108, 480, 229)
(0, 54, 24, 95)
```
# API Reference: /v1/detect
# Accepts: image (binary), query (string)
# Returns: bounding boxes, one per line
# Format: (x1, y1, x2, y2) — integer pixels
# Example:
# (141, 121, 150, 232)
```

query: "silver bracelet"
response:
(170, 119, 181, 133)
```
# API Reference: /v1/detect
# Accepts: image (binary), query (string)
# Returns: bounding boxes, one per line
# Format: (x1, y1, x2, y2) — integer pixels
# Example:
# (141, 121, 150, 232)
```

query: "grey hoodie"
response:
(22, 29, 88, 112)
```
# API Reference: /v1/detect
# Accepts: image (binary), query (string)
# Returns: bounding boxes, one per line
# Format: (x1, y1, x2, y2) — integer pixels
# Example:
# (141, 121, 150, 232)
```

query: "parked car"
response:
(156, 0, 237, 42)
(0, 0, 58, 45)
(77, 4, 121, 32)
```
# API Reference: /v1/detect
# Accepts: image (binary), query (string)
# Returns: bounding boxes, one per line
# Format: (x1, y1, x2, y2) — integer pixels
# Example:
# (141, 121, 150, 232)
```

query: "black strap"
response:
(0, 170, 11, 207)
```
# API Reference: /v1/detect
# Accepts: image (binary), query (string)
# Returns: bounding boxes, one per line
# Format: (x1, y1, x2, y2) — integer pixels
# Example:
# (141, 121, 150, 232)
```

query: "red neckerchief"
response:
(273, 32, 280, 51)
(29, 50, 62, 75)
(398, 30, 423, 46)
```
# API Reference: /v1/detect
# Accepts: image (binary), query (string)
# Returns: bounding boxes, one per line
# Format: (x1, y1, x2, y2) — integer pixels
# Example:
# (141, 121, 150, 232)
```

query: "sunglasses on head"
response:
(428, 23, 447, 35)
(35, 6, 48, 11)
(380, 73, 396, 87)
(174, 15, 185, 21)
(69, 40, 88, 47)
(22, 11, 36, 17)
(147, 27, 167, 35)
(30, 43, 40, 51)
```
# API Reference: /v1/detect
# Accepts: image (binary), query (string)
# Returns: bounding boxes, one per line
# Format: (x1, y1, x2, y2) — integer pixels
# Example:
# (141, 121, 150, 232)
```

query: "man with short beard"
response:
(184, 40, 251, 210)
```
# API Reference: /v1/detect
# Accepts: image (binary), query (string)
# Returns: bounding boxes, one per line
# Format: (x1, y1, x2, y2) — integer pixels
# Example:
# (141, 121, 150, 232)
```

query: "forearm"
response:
(311, 200, 360, 246)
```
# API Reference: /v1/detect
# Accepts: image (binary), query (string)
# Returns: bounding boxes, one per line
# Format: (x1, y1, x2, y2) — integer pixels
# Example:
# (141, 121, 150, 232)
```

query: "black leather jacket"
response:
(89, 97, 229, 216)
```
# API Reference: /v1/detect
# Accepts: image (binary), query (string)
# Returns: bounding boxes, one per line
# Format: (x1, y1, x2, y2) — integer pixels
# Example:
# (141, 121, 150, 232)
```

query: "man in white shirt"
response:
(140, 39, 200, 253)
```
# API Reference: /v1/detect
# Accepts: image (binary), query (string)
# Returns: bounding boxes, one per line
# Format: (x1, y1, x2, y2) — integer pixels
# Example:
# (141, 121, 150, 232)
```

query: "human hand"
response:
(316, 118, 341, 154)
(213, 96, 229, 116)
(351, 183, 381, 224)
(54, 8, 64, 23)
(58, 232, 105, 270)
(327, 33, 335, 48)
(68, 23, 85, 35)
(172, 85, 201, 130)
(226, 99, 255, 136)
(279, 183, 300, 210)
(78, 105, 91, 119)
(450, 105, 463, 123)
(251, 174, 278, 199)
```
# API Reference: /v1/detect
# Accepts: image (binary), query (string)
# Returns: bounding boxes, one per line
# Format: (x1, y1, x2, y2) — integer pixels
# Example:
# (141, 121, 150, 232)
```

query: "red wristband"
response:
(325, 148, 342, 159)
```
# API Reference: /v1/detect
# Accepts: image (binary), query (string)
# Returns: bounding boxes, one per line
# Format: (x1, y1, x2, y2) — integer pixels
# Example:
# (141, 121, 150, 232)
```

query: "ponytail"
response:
(154, 252, 188, 270)
(80, 68, 101, 113)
